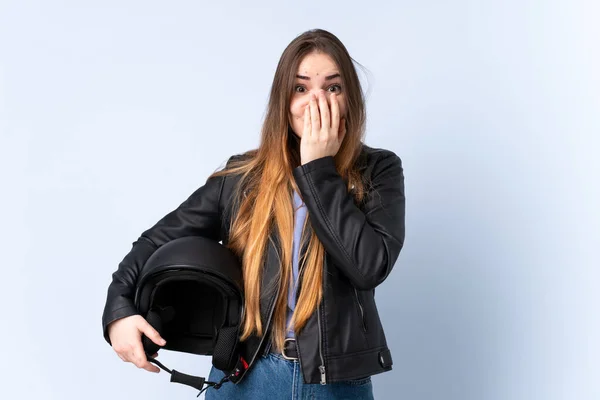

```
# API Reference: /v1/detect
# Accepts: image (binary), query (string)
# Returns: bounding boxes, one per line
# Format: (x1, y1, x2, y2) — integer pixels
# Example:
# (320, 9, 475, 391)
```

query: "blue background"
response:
(1, 1, 598, 399)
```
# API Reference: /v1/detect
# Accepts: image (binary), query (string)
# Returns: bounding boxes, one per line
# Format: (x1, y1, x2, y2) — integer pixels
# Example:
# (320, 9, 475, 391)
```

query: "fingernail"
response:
(160, 339, 166, 345)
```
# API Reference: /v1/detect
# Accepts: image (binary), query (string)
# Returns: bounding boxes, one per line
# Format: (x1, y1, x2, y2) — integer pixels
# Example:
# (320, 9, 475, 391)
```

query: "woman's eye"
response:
(294, 84, 342, 93)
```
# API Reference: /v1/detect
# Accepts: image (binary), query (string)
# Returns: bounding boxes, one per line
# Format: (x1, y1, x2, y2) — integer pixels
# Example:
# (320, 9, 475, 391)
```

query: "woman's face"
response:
(289, 52, 347, 138)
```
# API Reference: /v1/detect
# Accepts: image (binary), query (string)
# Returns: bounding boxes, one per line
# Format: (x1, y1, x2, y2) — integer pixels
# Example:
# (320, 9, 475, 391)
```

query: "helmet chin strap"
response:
(145, 353, 227, 396)
(144, 347, 248, 397)
(142, 308, 249, 396)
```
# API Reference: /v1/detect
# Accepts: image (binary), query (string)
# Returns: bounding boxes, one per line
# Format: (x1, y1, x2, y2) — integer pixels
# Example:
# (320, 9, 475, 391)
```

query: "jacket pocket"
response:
(353, 287, 368, 333)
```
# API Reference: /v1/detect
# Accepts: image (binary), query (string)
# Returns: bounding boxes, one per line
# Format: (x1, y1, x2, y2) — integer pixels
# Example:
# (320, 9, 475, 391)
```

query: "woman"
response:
(102, 28, 405, 399)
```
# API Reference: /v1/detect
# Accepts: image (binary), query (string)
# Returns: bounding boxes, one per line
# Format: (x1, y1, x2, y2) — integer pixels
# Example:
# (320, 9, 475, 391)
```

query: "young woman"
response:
(102, 28, 405, 399)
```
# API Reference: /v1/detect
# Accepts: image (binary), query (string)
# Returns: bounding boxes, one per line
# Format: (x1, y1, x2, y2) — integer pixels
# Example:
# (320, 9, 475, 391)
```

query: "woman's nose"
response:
(304, 89, 329, 106)
(312, 88, 326, 98)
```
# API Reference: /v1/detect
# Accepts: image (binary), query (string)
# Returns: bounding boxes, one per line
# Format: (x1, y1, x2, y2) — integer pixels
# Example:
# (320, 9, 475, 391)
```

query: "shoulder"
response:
(223, 149, 257, 169)
(359, 144, 403, 175)
(216, 149, 257, 195)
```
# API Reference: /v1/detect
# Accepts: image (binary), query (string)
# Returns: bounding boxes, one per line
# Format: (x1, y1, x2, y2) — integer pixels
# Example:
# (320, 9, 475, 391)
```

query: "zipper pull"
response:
(319, 365, 326, 385)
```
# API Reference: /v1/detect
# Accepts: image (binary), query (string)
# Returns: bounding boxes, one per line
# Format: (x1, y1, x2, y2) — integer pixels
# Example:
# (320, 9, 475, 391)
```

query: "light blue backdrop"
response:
(1, 1, 598, 399)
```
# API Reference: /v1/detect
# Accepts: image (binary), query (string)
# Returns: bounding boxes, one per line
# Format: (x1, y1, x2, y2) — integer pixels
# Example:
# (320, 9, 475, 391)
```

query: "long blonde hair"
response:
(208, 29, 370, 353)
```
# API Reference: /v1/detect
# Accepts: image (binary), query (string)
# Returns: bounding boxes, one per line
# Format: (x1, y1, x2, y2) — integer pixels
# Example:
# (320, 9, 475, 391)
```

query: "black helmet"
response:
(133, 235, 248, 396)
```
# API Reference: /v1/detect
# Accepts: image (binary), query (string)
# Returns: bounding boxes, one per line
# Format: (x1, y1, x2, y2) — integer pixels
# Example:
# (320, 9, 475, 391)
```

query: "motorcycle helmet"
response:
(133, 235, 248, 395)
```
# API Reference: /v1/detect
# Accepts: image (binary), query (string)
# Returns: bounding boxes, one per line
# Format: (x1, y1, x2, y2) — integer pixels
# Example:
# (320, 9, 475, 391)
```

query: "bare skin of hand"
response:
(300, 89, 347, 165)
(107, 314, 166, 373)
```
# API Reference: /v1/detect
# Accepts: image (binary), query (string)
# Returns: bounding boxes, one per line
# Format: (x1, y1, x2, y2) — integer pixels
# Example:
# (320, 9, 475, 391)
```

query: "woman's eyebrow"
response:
(295, 73, 341, 81)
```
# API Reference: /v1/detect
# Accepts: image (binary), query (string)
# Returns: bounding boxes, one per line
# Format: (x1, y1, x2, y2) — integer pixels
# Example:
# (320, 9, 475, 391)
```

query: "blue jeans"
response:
(204, 352, 374, 399)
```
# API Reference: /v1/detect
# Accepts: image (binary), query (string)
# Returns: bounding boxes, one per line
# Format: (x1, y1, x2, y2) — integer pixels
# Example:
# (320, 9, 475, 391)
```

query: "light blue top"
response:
(285, 189, 308, 338)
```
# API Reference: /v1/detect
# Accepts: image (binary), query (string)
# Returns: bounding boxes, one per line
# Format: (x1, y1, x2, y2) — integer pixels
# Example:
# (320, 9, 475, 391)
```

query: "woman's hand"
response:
(107, 314, 166, 373)
(300, 90, 347, 165)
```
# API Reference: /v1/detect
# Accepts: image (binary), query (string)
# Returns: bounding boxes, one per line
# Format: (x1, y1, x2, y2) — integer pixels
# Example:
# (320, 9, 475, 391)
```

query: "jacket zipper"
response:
(242, 238, 281, 376)
(241, 284, 279, 377)
(354, 287, 368, 332)
(316, 302, 326, 385)
(317, 253, 327, 385)
(295, 238, 326, 385)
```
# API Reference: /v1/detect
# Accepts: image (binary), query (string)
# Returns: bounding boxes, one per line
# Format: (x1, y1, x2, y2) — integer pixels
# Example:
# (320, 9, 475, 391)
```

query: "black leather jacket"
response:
(101, 143, 405, 385)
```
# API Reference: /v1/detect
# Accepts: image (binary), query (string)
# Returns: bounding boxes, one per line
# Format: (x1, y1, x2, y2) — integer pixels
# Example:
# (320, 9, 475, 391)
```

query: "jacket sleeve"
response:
(292, 151, 405, 290)
(101, 158, 230, 345)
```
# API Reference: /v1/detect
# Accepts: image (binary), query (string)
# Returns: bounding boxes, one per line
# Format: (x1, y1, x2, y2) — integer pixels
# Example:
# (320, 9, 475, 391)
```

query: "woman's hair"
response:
(208, 28, 370, 353)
